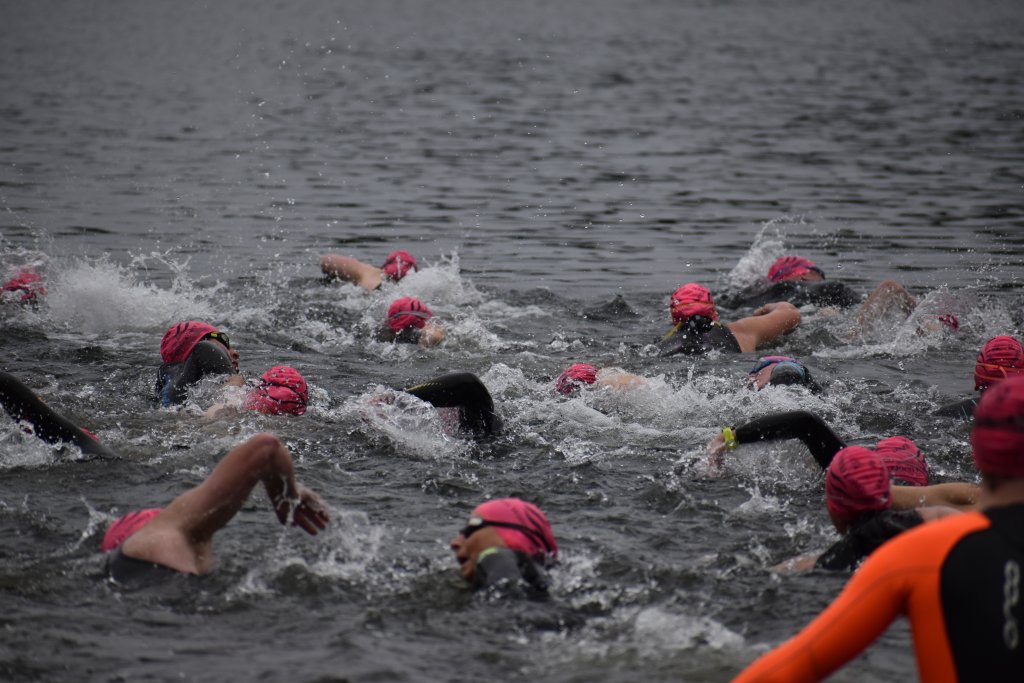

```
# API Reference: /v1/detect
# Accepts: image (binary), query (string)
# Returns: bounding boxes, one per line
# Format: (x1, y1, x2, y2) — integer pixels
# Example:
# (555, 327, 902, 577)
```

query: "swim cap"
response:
(825, 446, 892, 523)
(245, 366, 308, 416)
(767, 256, 824, 283)
(971, 375, 1024, 478)
(472, 498, 558, 562)
(381, 250, 418, 281)
(874, 436, 928, 486)
(554, 363, 598, 395)
(937, 313, 960, 332)
(1, 268, 46, 303)
(160, 321, 220, 363)
(386, 297, 432, 333)
(101, 508, 162, 552)
(974, 336, 1024, 391)
(670, 283, 718, 325)
(748, 356, 812, 388)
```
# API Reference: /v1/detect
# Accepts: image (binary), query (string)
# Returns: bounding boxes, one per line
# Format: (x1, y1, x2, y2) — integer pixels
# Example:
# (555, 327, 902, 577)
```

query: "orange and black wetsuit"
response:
(733, 505, 1024, 682)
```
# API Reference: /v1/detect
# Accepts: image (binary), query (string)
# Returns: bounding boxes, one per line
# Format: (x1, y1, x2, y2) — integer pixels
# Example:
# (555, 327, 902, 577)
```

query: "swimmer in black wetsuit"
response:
(319, 249, 418, 290)
(720, 256, 862, 310)
(935, 335, 1024, 420)
(378, 297, 445, 348)
(0, 371, 118, 459)
(449, 497, 557, 597)
(657, 283, 800, 357)
(403, 372, 501, 437)
(155, 321, 242, 407)
(100, 433, 328, 584)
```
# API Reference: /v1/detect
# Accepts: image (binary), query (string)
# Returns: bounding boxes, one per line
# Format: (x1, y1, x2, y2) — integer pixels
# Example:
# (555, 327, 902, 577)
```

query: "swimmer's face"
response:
(208, 337, 241, 373)
(449, 519, 506, 582)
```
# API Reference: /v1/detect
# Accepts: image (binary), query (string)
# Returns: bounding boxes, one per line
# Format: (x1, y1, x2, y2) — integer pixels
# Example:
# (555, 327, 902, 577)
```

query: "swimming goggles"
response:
(205, 331, 231, 348)
(460, 516, 555, 554)
(389, 310, 432, 321)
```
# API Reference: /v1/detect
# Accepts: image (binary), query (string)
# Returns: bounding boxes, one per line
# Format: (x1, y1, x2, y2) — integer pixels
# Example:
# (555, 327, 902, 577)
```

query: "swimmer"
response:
(401, 371, 501, 437)
(378, 297, 445, 347)
(100, 432, 328, 583)
(204, 365, 309, 419)
(449, 497, 557, 596)
(1, 267, 45, 305)
(553, 363, 645, 395)
(721, 256, 861, 309)
(747, 356, 821, 392)
(731, 375, 1024, 682)
(155, 321, 243, 407)
(319, 249, 418, 291)
(0, 370, 118, 459)
(658, 283, 801, 357)
(935, 335, 1024, 420)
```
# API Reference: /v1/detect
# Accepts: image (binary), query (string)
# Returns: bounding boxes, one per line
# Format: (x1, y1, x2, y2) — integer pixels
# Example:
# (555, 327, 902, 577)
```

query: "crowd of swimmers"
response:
(3, 250, 1024, 680)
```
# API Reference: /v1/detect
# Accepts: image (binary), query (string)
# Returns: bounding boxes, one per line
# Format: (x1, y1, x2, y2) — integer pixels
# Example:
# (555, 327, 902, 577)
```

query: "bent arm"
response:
(404, 372, 500, 436)
(733, 411, 846, 469)
(891, 482, 980, 511)
(726, 302, 801, 353)
(320, 254, 382, 290)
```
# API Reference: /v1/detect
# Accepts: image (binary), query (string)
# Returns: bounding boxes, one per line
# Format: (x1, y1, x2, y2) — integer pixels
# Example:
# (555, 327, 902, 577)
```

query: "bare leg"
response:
(320, 254, 383, 290)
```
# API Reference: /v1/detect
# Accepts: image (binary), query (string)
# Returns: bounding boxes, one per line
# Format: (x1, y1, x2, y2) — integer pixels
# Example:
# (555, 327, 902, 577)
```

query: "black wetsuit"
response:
(155, 339, 235, 407)
(404, 372, 502, 437)
(721, 280, 862, 309)
(933, 396, 979, 420)
(658, 318, 742, 357)
(733, 410, 845, 469)
(473, 547, 550, 597)
(815, 509, 924, 571)
(377, 327, 423, 344)
(106, 547, 179, 585)
(0, 371, 118, 459)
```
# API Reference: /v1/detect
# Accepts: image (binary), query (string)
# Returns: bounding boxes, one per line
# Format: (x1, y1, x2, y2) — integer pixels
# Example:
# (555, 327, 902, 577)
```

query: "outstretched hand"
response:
(274, 486, 330, 535)
(707, 434, 727, 471)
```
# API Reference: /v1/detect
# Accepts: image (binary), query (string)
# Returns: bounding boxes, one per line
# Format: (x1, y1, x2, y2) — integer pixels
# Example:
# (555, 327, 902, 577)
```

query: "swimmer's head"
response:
(974, 336, 1024, 391)
(766, 256, 825, 283)
(450, 498, 557, 581)
(748, 356, 818, 391)
(874, 436, 928, 486)
(381, 250, 418, 281)
(826, 446, 891, 529)
(245, 366, 308, 416)
(670, 283, 718, 325)
(160, 321, 221, 363)
(101, 508, 162, 552)
(554, 363, 598, 395)
(971, 375, 1024, 479)
(386, 297, 433, 333)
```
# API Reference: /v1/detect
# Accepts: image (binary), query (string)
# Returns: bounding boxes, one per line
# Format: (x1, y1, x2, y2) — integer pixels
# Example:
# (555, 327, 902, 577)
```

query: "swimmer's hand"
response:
(771, 554, 819, 574)
(225, 374, 246, 387)
(275, 486, 330, 535)
(752, 301, 790, 316)
(707, 434, 727, 471)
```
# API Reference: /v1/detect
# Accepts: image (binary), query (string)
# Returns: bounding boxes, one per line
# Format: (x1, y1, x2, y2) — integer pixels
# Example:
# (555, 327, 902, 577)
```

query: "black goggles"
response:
(460, 516, 554, 555)
(206, 331, 231, 348)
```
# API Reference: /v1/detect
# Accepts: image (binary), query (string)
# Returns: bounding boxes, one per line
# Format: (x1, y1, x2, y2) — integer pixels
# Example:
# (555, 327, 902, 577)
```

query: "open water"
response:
(1, 0, 1023, 681)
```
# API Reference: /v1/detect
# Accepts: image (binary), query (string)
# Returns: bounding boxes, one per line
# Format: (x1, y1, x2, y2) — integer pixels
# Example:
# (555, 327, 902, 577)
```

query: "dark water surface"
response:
(2, 0, 1023, 681)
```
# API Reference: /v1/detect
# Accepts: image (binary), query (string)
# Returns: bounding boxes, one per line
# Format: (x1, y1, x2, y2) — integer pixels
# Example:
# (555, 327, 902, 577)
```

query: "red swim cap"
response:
(472, 498, 558, 562)
(766, 256, 824, 283)
(826, 446, 892, 523)
(974, 336, 1024, 391)
(971, 375, 1024, 478)
(874, 436, 928, 486)
(387, 297, 432, 333)
(2, 268, 46, 303)
(381, 250, 418, 281)
(160, 321, 220, 363)
(101, 508, 162, 552)
(670, 283, 718, 325)
(245, 366, 308, 416)
(554, 363, 598, 395)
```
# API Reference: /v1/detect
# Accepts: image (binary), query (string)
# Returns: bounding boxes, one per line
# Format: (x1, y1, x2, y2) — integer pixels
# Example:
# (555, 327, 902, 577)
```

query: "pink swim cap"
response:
(1, 268, 46, 303)
(245, 366, 308, 416)
(974, 336, 1024, 391)
(971, 375, 1024, 478)
(767, 256, 824, 283)
(554, 363, 598, 395)
(472, 498, 558, 562)
(381, 250, 418, 281)
(670, 283, 718, 325)
(874, 436, 928, 486)
(101, 508, 162, 552)
(387, 297, 432, 333)
(160, 321, 220, 363)
(826, 446, 892, 523)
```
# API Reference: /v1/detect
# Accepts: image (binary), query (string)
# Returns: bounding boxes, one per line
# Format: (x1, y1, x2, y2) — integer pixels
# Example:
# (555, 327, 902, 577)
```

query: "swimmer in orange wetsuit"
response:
(731, 375, 1024, 682)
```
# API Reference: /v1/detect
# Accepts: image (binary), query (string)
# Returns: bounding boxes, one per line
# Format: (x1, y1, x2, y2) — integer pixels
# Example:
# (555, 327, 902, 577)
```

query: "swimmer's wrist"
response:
(722, 427, 738, 450)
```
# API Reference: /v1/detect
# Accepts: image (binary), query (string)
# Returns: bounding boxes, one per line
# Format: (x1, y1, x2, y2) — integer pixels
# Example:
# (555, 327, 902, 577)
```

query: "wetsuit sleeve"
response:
(0, 371, 118, 459)
(734, 411, 845, 469)
(403, 372, 501, 436)
(932, 397, 977, 420)
(160, 340, 234, 406)
(473, 547, 549, 596)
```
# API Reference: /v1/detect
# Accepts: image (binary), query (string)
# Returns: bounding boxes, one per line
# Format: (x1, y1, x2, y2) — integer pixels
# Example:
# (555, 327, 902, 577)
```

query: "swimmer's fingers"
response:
(293, 487, 330, 535)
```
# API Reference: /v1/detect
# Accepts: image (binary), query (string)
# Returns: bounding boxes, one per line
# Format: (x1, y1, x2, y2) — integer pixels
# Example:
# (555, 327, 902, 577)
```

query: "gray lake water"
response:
(1, 0, 1023, 681)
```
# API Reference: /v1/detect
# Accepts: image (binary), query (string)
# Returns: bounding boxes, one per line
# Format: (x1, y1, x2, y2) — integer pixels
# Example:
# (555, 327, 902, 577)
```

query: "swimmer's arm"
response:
(770, 554, 820, 574)
(418, 320, 445, 348)
(319, 254, 383, 290)
(710, 411, 844, 469)
(726, 302, 801, 353)
(891, 483, 980, 511)
(596, 367, 644, 389)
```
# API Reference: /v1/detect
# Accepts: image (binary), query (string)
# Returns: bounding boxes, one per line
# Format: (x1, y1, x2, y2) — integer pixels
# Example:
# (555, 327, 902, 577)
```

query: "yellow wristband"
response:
(722, 427, 738, 450)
